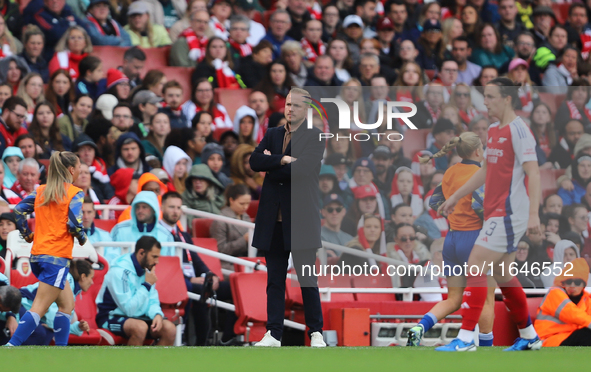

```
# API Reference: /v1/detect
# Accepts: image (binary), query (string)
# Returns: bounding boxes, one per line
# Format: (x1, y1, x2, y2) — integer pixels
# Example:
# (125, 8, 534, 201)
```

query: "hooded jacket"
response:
(233, 105, 260, 146)
(181, 164, 225, 226)
(117, 173, 168, 223)
(2, 147, 24, 189)
(108, 132, 151, 176)
(542, 240, 585, 288)
(0, 55, 30, 87)
(110, 191, 174, 254)
(162, 145, 191, 193)
(96, 252, 164, 324)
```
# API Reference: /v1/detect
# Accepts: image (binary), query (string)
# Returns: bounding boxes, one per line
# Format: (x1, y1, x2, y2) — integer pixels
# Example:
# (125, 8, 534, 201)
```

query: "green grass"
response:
(1, 347, 588, 371)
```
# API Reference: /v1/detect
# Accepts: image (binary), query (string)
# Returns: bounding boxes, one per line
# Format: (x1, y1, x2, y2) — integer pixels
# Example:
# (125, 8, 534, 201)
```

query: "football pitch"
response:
(1, 347, 588, 371)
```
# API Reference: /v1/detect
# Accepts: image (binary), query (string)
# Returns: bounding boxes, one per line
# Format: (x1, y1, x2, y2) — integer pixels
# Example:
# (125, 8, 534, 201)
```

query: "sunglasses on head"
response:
(563, 279, 586, 286)
(326, 206, 343, 213)
(399, 236, 417, 242)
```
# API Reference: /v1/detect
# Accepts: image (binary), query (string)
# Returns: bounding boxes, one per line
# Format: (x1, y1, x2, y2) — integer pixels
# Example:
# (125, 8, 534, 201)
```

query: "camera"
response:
(200, 272, 215, 303)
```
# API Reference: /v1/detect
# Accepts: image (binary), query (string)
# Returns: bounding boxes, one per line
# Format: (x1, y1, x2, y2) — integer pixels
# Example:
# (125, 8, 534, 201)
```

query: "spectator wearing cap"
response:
(22, 0, 87, 62)
(105, 68, 131, 103)
(375, 17, 396, 65)
(84, 0, 132, 47)
(416, 19, 445, 71)
(119, 46, 146, 89)
(325, 153, 351, 192)
(108, 132, 151, 176)
(201, 142, 232, 188)
(347, 157, 389, 218)
(73, 133, 113, 200)
(58, 94, 93, 141)
(495, 0, 527, 50)
(232, 0, 265, 45)
(339, 15, 363, 64)
(262, 10, 295, 60)
(20, 26, 49, 84)
(0, 212, 15, 259)
(124, 1, 172, 48)
(451, 36, 481, 85)
(371, 145, 396, 199)
(209, 0, 232, 40)
(507, 58, 537, 112)
(48, 26, 91, 82)
(531, 6, 556, 48)
(321, 194, 353, 257)
(170, 10, 210, 67)
(131, 90, 163, 127)
(427, 118, 456, 171)
(227, 15, 252, 70)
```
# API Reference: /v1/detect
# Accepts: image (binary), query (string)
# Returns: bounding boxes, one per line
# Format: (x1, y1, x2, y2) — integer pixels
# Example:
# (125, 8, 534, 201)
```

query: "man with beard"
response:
(548, 120, 585, 169)
(371, 145, 395, 202)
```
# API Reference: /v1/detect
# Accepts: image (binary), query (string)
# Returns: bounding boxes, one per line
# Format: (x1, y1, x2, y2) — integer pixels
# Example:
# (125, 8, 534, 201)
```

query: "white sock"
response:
(519, 325, 537, 340)
(457, 329, 474, 343)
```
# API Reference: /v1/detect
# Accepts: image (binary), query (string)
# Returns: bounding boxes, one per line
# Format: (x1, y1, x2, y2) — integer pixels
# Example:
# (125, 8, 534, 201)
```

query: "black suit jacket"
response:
(249, 122, 325, 251)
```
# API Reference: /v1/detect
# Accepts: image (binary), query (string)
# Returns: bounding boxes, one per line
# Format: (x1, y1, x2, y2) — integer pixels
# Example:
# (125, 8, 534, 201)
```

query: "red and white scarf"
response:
(210, 16, 229, 39)
(395, 244, 420, 264)
(90, 157, 110, 184)
(227, 38, 252, 57)
(11, 181, 38, 199)
(458, 107, 478, 125)
(0, 44, 12, 58)
(300, 38, 325, 63)
(424, 101, 441, 123)
(581, 31, 591, 60)
(307, 2, 322, 19)
(567, 100, 591, 123)
(195, 103, 231, 130)
(389, 167, 424, 217)
(213, 58, 240, 89)
(86, 14, 121, 37)
(181, 28, 208, 62)
(519, 84, 533, 112)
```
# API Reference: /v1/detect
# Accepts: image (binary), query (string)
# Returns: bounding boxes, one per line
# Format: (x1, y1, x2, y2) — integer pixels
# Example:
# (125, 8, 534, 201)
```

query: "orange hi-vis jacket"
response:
(31, 184, 83, 259)
(441, 161, 482, 231)
(534, 287, 591, 347)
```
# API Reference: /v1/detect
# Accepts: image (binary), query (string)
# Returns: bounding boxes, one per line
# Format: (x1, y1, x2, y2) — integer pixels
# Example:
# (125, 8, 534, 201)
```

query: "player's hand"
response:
(152, 315, 163, 333)
(263, 149, 271, 155)
(79, 320, 90, 333)
(438, 196, 458, 217)
(145, 270, 157, 285)
(560, 179, 574, 192)
(6, 316, 17, 335)
(528, 214, 542, 235)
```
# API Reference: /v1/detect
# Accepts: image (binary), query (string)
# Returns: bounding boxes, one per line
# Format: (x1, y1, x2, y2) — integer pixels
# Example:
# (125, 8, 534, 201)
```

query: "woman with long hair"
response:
(0, 16, 19, 58)
(471, 23, 514, 69)
(48, 26, 92, 81)
(191, 37, 242, 89)
(461, 4, 479, 40)
(393, 61, 425, 104)
(442, 17, 463, 52)
(471, 65, 498, 111)
(229, 144, 263, 200)
(16, 72, 44, 123)
(28, 102, 71, 159)
(416, 19, 446, 71)
(135, 69, 167, 98)
(327, 37, 354, 83)
(255, 61, 295, 113)
(124, 3, 171, 48)
(57, 95, 93, 142)
(529, 102, 556, 161)
(45, 70, 76, 117)
(181, 78, 233, 129)
(7, 151, 86, 347)
(554, 78, 591, 135)
(392, 39, 420, 70)
(442, 0, 466, 19)
(507, 58, 538, 112)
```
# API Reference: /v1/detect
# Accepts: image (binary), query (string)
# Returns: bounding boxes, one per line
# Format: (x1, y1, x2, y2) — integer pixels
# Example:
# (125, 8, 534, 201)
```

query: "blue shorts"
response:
(30, 261, 70, 290)
(442, 229, 480, 277)
(99, 315, 154, 339)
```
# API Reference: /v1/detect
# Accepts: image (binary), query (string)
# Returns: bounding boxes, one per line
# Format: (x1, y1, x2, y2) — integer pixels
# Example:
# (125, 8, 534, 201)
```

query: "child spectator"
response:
(390, 167, 424, 218)
(229, 144, 262, 200)
(1, 146, 23, 189)
(558, 153, 591, 206)
(201, 143, 232, 187)
(75, 56, 106, 101)
(105, 68, 131, 103)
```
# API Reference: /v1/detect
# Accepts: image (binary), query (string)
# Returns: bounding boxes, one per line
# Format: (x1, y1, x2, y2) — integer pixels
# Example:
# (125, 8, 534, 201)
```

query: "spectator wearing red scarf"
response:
(48, 26, 91, 81)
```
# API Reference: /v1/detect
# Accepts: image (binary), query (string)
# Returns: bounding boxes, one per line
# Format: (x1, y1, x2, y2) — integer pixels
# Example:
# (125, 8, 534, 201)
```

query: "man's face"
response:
(370, 77, 389, 100)
(191, 11, 210, 36)
(5, 104, 26, 131)
(569, 6, 588, 28)
(321, 202, 346, 227)
(25, 34, 44, 58)
(515, 35, 535, 59)
(534, 14, 552, 32)
(18, 138, 36, 159)
(162, 197, 183, 225)
(142, 181, 161, 195)
(565, 121, 584, 144)
(112, 107, 133, 131)
(357, 1, 377, 24)
(388, 4, 407, 26)
(82, 203, 96, 229)
(164, 87, 183, 109)
(78, 145, 95, 166)
(426, 85, 444, 108)
(303, 20, 323, 44)
(139, 246, 160, 271)
(270, 13, 291, 38)
(44, 0, 66, 14)
(212, 1, 232, 20)
(229, 21, 249, 44)
(284, 92, 307, 124)
(18, 165, 39, 192)
(288, 0, 307, 16)
(440, 61, 458, 86)
(314, 58, 335, 83)
(498, 0, 518, 22)
(135, 202, 155, 224)
(89, 2, 110, 21)
(451, 40, 470, 64)
(121, 141, 141, 165)
(123, 58, 144, 81)
(353, 166, 373, 185)
(372, 155, 392, 176)
(360, 57, 380, 80)
(319, 175, 335, 194)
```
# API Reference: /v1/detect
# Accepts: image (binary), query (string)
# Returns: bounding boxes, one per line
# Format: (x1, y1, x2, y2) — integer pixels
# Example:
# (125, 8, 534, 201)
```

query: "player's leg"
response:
(478, 281, 496, 346)
(152, 319, 176, 346)
(53, 282, 75, 346)
(123, 318, 149, 346)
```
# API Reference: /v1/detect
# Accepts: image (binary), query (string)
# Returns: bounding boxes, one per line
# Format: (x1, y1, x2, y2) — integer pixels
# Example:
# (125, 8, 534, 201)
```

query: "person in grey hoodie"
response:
(201, 143, 232, 187)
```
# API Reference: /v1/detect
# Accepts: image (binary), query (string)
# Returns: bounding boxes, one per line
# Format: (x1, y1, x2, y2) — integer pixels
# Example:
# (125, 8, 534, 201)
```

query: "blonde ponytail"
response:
(419, 131, 482, 164)
(40, 151, 79, 206)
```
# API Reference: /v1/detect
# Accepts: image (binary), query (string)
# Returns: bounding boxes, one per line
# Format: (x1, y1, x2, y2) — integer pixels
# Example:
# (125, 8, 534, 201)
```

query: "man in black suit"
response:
(250, 88, 326, 347)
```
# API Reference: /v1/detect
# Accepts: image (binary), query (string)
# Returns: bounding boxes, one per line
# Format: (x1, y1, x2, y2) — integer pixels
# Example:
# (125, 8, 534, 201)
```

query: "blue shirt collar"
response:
(136, 220, 156, 233)
(130, 253, 145, 277)
(461, 159, 481, 167)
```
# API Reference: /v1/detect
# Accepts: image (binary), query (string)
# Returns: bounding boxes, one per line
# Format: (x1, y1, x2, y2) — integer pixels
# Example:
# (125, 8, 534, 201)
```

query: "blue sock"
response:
(418, 312, 437, 332)
(8, 311, 40, 346)
(53, 312, 71, 346)
(479, 332, 494, 347)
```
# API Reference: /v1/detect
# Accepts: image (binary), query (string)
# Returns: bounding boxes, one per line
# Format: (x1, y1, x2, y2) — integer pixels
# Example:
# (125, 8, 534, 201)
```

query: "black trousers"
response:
(560, 327, 591, 346)
(264, 222, 323, 340)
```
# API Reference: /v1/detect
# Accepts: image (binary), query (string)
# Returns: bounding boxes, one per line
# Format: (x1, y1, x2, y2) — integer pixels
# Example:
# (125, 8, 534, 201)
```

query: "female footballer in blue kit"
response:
(6, 151, 86, 346)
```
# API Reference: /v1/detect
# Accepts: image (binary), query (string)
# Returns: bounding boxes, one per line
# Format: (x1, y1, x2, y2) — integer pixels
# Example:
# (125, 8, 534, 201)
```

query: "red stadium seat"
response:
(351, 275, 396, 302)
(93, 219, 117, 233)
(143, 46, 172, 71)
(91, 46, 127, 71)
(160, 67, 194, 102)
(192, 218, 214, 238)
(246, 200, 259, 221)
(154, 256, 189, 323)
(230, 272, 268, 342)
(0, 257, 6, 277)
(402, 128, 430, 158)
(538, 92, 558, 119)
(192, 238, 224, 280)
(540, 168, 565, 201)
(213, 127, 233, 141)
(318, 275, 355, 301)
(27, 218, 35, 232)
(214, 88, 252, 121)
(551, 3, 570, 24)
(262, 10, 274, 28)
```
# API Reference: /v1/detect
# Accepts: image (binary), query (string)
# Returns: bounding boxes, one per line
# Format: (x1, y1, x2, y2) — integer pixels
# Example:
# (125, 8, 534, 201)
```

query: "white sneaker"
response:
(310, 332, 326, 348)
(254, 331, 281, 347)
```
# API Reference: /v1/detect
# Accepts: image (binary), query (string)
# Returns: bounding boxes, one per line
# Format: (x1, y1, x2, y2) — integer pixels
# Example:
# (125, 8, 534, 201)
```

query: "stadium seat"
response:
(154, 256, 189, 323)
(191, 237, 224, 279)
(425, 70, 436, 81)
(0, 257, 6, 278)
(192, 218, 214, 238)
(246, 200, 259, 221)
(230, 272, 268, 342)
(161, 67, 194, 102)
(540, 168, 566, 201)
(318, 275, 355, 301)
(213, 127, 233, 141)
(551, 3, 570, 24)
(351, 275, 396, 302)
(262, 10, 274, 28)
(538, 92, 559, 118)
(143, 46, 172, 71)
(91, 46, 127, 71)
(214, 88, 252, 120)
(7, 230, 36, 287)
(38, 159, 49, 169)
(27, 218, 35, 231)
(402, 128, 431, 158)
(93, 219, 118, 233)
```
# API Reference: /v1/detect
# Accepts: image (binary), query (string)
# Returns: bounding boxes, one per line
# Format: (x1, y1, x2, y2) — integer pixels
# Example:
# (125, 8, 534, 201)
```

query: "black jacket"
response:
(236, 55, 267, 89)
(249, 122, 325, 251)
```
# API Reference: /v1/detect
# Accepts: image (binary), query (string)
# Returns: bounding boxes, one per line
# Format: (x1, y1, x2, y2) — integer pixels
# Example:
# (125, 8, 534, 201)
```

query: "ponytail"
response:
(419, 131, 482, 164)
(40, 151, 79, 206)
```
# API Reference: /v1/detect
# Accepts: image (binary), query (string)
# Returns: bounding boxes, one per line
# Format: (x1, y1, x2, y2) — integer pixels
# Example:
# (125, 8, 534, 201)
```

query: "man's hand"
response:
(263, 149, 271, 155)
(151, 315, 163, 333)
(212, 275, 220, 291)
(190, 276, 205, 285)
(6, 316, 17, 336)
(79, 320, 90, 333)
(545, 232, 561, 245)
(281, 156, 296, 165)
(243, 232, 249, 241)
(145, 270, 157, 285)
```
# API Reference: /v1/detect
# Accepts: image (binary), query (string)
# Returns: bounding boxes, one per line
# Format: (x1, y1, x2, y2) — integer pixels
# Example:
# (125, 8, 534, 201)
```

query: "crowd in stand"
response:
(0, 0, 590, 346)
